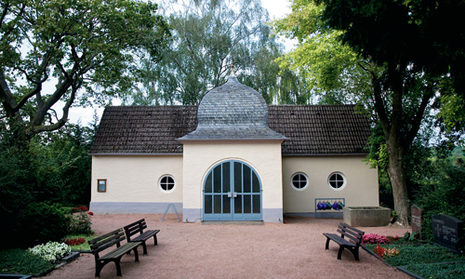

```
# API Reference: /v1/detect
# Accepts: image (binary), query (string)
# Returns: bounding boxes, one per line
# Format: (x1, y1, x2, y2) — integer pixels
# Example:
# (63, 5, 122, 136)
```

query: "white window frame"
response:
(290, 172, 309, 191)
(327, 172, 346, 191)
(158, 174, 176, 193)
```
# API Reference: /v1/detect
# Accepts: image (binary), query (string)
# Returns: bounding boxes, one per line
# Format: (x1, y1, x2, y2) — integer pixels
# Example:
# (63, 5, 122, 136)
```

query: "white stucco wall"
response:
(182, 141, 283, 222)
(91, 155, 183, 203)
(282, 156, 379, 213)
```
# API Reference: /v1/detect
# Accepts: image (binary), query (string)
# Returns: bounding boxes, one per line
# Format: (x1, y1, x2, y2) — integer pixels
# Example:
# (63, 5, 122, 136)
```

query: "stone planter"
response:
(343, 206, 391, 227)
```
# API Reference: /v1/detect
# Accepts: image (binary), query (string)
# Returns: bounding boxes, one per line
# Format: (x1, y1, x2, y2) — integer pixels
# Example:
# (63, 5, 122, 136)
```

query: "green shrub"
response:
(68, 211, 93, 235)
(18, 202, 71, 248)
(0, 249, 53, 276)
(416, 157, 465, 241)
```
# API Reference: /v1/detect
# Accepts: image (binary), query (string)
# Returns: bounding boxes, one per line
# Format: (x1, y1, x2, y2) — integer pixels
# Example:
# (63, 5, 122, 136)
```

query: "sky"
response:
(66, 0, 293, 126)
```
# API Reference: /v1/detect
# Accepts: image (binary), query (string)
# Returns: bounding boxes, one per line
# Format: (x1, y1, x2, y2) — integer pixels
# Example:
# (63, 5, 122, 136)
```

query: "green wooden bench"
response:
(323, 222, 364, 261)
(124, 218, 160, 255)
(89, 228, 143, 277)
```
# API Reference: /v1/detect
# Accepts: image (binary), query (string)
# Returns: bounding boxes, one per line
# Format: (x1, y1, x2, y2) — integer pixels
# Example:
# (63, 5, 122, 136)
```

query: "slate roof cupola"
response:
(178, 76, 285, 141)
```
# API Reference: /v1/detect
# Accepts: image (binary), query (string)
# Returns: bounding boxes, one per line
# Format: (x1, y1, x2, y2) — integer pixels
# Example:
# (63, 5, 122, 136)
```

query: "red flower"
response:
(88, 211, 94, 216)
(374, 243, 386, 258)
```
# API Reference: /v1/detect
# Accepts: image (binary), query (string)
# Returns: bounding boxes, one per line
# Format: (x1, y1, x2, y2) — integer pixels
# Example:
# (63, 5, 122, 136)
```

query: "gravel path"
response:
(45, 214, 411, 279)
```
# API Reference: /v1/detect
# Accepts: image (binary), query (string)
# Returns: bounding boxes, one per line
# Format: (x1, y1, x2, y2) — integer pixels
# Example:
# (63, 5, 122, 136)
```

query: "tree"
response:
(0, 0, 170, 138)
(273, 0, 462, 225)
(126, 0, 307, 106)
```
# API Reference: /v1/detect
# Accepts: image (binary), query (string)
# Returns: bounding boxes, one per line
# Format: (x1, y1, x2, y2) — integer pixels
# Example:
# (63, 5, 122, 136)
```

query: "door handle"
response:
(227, 192, 238, 198)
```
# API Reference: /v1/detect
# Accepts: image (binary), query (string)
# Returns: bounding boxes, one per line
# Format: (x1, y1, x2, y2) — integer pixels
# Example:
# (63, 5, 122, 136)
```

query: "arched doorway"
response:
(203, 160, 262, 221)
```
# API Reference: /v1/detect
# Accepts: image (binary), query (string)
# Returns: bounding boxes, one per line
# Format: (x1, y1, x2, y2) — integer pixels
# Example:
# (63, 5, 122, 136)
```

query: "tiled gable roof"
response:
(90, 105, 371, 155)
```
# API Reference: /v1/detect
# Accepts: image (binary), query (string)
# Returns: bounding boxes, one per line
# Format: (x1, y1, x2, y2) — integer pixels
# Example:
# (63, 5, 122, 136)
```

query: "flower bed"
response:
(364, 235, 465, 279)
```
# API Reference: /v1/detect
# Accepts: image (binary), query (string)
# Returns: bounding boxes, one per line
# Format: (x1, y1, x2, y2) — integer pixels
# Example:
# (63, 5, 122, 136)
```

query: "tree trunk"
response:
(386, 139, 410, 226)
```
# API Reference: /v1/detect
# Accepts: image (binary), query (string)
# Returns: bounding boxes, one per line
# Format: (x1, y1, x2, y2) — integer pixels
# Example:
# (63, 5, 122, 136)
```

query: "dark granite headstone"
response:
(411, 205, 422, 238)
(432, 214, 464, 253)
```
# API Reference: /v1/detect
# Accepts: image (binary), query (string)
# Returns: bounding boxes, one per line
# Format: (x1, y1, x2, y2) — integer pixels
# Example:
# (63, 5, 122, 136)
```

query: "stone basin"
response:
(343, 206, 391, 227)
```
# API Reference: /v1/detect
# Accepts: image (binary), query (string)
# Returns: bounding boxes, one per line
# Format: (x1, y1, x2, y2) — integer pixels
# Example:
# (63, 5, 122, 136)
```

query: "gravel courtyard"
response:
(45, 214, 411, 279)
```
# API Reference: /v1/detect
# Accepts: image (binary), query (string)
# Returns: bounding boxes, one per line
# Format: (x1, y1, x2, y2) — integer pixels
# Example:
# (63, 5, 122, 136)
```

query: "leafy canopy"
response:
(127, 0, 307, 106)
(0, 0, 170, 135)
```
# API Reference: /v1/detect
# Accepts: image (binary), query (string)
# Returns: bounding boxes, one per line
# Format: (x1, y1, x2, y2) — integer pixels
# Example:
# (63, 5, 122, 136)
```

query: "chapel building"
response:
(89, 76, 379, 222)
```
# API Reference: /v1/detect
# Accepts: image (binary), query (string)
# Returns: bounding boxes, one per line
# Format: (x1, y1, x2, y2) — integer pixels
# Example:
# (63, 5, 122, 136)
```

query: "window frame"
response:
(158, 174, 176, 193)
(97, 179, 107, 192)
(290, 172, 309, 191)
(327, 172, 346, 191)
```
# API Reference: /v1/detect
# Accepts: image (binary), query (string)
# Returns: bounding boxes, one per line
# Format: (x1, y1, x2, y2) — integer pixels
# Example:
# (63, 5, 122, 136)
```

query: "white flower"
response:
(28, 241, 71, 263)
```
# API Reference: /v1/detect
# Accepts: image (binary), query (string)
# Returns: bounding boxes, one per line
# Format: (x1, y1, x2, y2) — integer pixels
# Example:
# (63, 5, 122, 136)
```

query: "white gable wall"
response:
(90, 155, 183, 213)
(282, 156, 379, 214)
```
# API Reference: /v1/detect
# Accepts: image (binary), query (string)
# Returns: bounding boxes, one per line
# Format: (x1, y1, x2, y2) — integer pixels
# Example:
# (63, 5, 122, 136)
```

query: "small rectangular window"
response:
(97, 179, 107, 192)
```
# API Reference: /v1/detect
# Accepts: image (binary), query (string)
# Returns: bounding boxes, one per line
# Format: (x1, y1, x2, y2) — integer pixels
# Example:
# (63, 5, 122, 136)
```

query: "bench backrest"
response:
(337, 223, 364, 246)
(88, 228, 126, 258)
(124, 219, 147, 240)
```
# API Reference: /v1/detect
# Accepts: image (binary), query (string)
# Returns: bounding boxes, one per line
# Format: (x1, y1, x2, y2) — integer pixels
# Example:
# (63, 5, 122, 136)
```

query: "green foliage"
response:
(0, 123, 94, 248)
(29, 124, 93, 205)
(0, 249, 54, 276)
(403, 262, 465, 279)
(17, 202, 70, 248)
(272, 2, 372, 104)
(127, 0, 306, 105)
(0, 0, 170, 135)
(316, 0, 465, 96)
(415, 154, 465, 240)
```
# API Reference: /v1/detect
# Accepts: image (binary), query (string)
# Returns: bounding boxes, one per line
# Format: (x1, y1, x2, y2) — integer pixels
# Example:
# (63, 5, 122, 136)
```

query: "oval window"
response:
(291, 172, 308, 190)
(159, 175, 175, 192)
(328, 172, 346, 190)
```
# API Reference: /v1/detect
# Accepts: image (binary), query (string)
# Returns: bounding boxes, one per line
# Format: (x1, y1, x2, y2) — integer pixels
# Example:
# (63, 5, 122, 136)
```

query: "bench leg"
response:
(337, 246, 344, 260)
(133, 247, 140, 262)
(142, 242, 148, 255)
(114, 260, 122, 277)
(95, 261, 104, 277)
(351, 248, 360, 261)
(325, 237, 330, 250)
(153, 234, 158, 246)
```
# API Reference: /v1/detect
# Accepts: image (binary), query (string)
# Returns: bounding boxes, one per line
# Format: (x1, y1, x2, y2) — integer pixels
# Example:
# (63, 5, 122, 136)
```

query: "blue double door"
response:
(203, 160, 262, 221)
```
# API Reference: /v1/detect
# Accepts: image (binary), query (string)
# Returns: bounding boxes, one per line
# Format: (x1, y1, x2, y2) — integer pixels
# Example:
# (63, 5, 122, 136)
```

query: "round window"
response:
(159, 175, 175, 192)
(328, 172, 346, 190)
(291, 172, 308, 190)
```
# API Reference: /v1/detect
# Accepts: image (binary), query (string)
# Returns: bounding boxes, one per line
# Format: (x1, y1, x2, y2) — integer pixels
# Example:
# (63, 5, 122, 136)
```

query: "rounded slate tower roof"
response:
(179, 76, 285, 140)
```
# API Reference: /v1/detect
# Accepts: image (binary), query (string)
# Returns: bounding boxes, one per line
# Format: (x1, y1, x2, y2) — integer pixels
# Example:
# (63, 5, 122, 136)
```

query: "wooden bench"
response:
(124, 219, 160, 255)
(89, 228, 143, 277)
(323, 222, 364, 261)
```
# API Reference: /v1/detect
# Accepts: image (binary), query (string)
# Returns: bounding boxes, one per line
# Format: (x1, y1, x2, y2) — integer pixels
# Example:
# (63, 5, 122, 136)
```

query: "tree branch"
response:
(405, 85, 435, 146)
(32, 83, 78, 133)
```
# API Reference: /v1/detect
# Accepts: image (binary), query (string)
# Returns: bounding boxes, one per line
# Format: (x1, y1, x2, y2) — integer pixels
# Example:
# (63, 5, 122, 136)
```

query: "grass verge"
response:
(63, 234, 94, 251)
(0, 249, 53, 276)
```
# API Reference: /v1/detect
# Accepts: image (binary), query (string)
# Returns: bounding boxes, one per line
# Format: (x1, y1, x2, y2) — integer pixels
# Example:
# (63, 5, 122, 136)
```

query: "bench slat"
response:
(89, 229, 122, 245)
(132, 230, 160, 242)
(100, 242, 141, 260)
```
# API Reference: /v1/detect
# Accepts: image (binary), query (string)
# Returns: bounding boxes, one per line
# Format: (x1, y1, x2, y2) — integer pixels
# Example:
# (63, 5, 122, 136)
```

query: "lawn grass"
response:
(63, 234, 94, 251)
(0, 249, 54, 276)
(365, 241, 465, 279)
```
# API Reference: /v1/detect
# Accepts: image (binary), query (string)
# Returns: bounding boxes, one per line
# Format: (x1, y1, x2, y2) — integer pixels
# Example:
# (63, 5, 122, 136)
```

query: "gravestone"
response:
(432, 214, 464, 253)
(411, 205, 422, 238)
